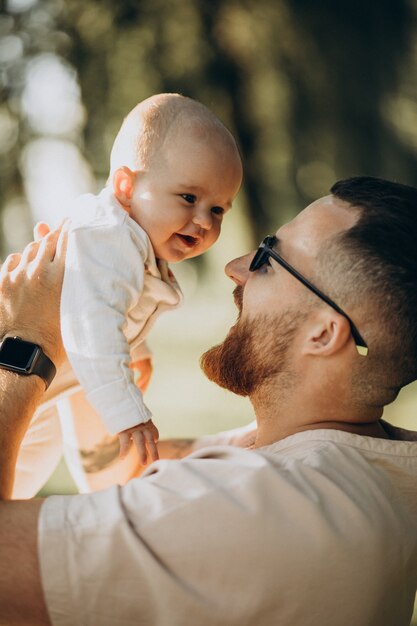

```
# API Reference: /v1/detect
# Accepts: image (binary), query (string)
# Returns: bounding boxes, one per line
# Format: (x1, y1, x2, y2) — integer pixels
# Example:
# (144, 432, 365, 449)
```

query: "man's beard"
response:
(200, 288, 302, 397)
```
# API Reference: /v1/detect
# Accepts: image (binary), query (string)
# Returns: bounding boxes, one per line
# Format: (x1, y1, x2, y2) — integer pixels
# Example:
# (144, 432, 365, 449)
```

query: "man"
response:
(0, 176, 416, 626)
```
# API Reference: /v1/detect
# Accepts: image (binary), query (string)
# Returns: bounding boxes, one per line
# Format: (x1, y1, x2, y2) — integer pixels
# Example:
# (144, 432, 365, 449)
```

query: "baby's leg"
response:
(13, 404, 63, 499)
(59, 390, 140, 493)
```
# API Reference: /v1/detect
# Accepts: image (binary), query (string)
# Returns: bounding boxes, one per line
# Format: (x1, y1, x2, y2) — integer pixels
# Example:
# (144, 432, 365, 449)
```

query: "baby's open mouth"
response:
(176, 234, 198, 248)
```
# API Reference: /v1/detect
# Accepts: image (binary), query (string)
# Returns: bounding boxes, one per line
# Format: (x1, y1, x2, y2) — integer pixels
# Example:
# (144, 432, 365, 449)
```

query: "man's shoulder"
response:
(134, 443, 331, 505)
(168, 431, 417, 505)
(256, 428, 417, 517)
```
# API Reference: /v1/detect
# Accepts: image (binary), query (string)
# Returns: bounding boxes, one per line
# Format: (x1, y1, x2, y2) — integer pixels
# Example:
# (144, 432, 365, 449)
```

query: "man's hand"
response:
(130, 357, 153, 392)
(0, 223, 68, 368)
(118, 419, 159, 465)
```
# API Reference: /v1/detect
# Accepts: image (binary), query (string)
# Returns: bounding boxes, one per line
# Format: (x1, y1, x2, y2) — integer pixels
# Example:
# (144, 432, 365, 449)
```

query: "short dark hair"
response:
(324, 176, 417, 400)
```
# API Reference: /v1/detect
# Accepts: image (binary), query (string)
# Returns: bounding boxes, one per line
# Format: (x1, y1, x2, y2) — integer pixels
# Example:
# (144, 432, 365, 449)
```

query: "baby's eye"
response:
(181, 194, 196, 204)
(211, 206, 224, 216)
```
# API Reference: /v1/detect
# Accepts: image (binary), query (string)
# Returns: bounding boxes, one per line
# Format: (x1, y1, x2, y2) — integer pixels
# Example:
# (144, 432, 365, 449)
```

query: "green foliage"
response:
(2, 0, 417, 249)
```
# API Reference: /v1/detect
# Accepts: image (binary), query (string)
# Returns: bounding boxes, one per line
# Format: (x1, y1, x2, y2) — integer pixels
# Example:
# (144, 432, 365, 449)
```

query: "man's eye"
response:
(211, 206, 224, 216)
(259, 258, 272, 273)
(181, 194, 196, 204)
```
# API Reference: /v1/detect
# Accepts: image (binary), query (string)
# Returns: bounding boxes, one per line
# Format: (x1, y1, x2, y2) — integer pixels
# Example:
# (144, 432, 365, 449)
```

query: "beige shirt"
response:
(39, 424, 417, 626)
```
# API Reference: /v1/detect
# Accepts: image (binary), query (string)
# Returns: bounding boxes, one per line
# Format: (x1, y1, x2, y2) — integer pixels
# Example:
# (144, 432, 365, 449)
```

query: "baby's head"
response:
(109, 93, 243, 262)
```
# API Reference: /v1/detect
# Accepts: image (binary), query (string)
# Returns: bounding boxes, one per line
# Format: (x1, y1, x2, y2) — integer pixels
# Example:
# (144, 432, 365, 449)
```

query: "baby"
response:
(32, 93, 243, 476)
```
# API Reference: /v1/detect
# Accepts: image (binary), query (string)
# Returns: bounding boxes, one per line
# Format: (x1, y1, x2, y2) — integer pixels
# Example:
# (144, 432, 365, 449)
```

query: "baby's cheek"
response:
(211, 222, 222, 243)
(202, 232, 219, 254)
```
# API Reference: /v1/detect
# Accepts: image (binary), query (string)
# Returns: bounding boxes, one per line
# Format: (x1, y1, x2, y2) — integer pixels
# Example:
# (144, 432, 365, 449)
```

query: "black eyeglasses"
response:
(249, 235, 368, 356)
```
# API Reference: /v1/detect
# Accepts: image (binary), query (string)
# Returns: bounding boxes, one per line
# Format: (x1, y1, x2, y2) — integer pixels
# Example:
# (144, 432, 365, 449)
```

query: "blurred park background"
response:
(2, 0, 417, 442)
(1, 0, 417, 618)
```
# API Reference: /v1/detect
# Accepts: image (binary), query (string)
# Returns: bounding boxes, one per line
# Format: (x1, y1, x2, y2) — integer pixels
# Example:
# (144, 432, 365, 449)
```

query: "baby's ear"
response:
(113, 167, 136, 210)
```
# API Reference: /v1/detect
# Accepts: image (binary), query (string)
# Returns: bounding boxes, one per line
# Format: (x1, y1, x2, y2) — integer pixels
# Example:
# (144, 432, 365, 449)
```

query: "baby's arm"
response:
(61, 221, 153, 437)
(130, 340, 153, 392)
(131, 358, 153, 392)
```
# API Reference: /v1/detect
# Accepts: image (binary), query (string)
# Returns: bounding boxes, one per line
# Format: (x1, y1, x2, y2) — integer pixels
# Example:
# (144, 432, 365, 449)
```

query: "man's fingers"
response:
(36, 223, 68, 266)
(20, 241, 40, 265)
(34, 222, 51, 241)
(0, 221, 67, 283)
(55, 221, 69, 265)
(143, 428, 159, 462)
(118, 432, 132, 460)
(131, 430, 147, 465)
(0, 223, 68, 368)
(0, 253, 21, 274)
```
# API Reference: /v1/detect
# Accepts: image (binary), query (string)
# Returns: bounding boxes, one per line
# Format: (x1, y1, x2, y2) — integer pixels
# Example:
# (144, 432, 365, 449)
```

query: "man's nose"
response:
(192, 209, 212, 230)
(225, 253, 253, 286)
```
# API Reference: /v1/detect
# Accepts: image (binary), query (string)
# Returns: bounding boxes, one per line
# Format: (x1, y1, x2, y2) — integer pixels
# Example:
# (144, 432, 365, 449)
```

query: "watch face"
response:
(0, 337, 39, 372)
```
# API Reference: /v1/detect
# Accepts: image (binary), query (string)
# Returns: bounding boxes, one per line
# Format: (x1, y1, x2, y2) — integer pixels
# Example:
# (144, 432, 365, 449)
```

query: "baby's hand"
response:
(118, 419, 159, 465)
(130, 358, 153, 393)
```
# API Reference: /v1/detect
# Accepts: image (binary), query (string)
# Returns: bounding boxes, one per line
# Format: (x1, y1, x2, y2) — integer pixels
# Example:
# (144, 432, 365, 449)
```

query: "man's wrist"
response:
(2, 331, 53, 360)
(0, 335, 57, 390)
(0, 367, 45, 393)
(0, 369, 45, 500)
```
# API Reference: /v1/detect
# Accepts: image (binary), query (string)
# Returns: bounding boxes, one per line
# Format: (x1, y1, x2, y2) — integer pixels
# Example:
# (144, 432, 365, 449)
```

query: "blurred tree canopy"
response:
(1, 0, 417, 252)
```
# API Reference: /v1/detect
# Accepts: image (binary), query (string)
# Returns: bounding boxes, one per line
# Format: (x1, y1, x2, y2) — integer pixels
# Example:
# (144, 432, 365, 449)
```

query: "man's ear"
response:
(113, 167, 136, 210)
(302, 309, 352, 357)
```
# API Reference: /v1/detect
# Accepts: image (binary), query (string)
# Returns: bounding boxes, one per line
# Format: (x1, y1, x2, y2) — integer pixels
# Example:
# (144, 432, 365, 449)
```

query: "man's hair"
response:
(321, 176, 417, 404)
(109, 93, 238, 176)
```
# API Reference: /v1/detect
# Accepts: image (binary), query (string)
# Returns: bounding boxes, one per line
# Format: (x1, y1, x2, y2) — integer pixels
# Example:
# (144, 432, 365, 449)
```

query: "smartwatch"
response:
(0, 336, 56, 390)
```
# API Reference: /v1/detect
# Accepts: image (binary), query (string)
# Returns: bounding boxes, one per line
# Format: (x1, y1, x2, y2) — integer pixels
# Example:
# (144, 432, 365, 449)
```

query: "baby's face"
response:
(128, 134, 242, 262)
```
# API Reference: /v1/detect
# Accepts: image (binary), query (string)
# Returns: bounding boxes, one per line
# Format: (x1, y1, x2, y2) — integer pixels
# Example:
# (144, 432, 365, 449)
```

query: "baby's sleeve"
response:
(130, 340, 153, 363)
(61, 222, 152, 435)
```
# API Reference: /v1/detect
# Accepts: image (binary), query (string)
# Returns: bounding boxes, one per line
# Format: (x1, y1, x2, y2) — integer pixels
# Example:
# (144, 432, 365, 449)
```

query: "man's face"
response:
(201, 195, 359, 395)
(129, 131, 242, 263)
(201, 294, 302, 396)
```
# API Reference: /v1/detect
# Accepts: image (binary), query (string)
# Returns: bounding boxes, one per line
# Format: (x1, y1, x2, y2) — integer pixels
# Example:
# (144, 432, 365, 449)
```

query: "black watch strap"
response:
(0, 336, 56, 390)
(30, 345, 56, 390)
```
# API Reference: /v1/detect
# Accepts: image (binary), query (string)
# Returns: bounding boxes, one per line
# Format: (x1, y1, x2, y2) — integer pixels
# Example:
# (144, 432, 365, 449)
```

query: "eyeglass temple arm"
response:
(259, 240, 369, 357)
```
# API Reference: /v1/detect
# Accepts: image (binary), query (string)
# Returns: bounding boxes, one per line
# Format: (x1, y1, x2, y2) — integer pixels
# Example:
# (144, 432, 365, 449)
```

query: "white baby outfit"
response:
(12, 187, 183, 498)
(60, 186, 183, 433)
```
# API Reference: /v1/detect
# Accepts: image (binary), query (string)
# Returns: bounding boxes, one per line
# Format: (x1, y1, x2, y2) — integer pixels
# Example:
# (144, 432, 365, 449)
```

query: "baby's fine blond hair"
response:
(109, 93, 239, 177)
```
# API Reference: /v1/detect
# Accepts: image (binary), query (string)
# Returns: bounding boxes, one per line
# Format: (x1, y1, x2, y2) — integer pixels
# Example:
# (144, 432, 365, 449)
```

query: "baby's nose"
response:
(192, 210, 212, 230)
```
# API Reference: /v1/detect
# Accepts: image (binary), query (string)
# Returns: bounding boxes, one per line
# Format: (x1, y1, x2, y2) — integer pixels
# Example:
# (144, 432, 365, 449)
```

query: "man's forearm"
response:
(155, 422, 257, 463)
(0, 369, 49, 623)
(0, 225, 66, 624)
(0, 370, 44, 499)
(157, 438, 196, 460)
